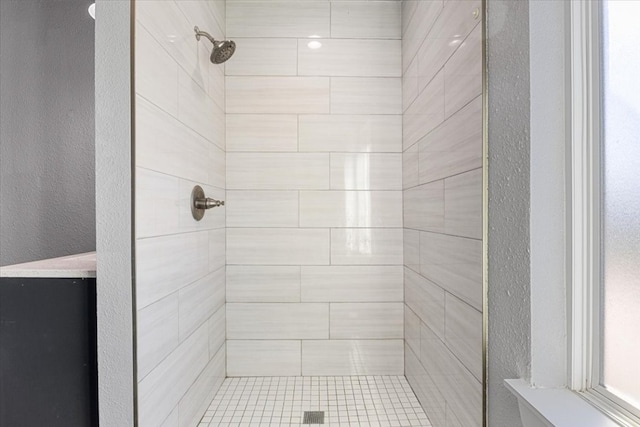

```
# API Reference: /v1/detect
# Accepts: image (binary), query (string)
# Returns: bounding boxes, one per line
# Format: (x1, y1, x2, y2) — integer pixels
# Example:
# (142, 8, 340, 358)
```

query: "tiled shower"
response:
(133, 1, 482, 426)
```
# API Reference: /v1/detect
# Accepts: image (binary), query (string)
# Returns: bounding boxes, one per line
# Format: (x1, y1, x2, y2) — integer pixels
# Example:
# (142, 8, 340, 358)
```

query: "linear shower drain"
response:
(303, 411, 325, 424)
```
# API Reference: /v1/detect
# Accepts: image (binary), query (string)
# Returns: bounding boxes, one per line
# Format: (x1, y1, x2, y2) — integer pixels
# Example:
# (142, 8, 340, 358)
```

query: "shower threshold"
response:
(199, 375, 430, 427)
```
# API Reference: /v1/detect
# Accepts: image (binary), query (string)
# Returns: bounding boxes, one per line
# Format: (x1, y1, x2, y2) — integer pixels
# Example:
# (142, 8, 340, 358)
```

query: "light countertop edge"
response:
(0, 252, 96, 279)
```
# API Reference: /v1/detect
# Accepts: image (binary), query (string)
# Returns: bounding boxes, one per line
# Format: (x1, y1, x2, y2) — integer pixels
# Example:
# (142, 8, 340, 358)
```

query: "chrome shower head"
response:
(210, 39, 236, 64)
(194, 26, 236, 64)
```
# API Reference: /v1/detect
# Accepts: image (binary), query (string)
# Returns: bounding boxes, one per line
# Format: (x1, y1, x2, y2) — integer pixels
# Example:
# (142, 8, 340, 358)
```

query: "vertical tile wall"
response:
(225, 0, 404, 377)
(401, 1, 483, 426)
(134, 2, 226, 426)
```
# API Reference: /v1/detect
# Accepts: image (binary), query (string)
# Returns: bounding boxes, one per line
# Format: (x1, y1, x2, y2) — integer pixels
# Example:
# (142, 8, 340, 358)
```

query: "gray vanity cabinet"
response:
(0, 277, 98, 427)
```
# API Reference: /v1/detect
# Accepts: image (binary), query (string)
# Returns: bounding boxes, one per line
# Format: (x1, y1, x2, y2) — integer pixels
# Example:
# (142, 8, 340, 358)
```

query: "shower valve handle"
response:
(191, 185, 224, 221)
(195, 198, 224, 209)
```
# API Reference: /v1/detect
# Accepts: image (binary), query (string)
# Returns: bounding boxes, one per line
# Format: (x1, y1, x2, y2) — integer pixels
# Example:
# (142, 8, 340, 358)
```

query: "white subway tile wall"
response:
(298, 115, 402, 153)
(297, 39, 402, 78)
(302, 341, 405, 377)
(227, 341, 302, 377)
(226, 76, 331, 114)
(402, 1, 483, 427)
(226, 2, 331, 39)
(134, 1, 226, 427)
(225, 0, 404, 379)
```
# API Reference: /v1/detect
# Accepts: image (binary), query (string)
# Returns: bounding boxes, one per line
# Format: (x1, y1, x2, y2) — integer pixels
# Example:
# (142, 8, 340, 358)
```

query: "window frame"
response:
(569, 1, 640, 425)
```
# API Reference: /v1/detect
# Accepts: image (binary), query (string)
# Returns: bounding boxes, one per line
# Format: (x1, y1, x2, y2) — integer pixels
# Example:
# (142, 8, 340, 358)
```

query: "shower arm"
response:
(194, 26, 216, 45)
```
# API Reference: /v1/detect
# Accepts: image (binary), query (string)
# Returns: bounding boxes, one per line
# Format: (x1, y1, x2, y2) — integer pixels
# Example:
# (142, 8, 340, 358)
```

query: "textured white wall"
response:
(487, 1, 571, 422)
(486, 1, 531, 426)
(95, 1, 135, 426)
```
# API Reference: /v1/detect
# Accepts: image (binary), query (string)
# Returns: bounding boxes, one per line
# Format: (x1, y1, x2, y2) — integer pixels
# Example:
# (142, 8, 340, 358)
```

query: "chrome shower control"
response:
(195, 198, 224, 209)
(191, 185, 224, 221)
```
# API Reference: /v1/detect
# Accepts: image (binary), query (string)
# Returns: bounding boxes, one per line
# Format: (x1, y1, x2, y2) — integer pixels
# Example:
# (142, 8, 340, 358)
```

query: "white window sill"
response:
(505, 379, 620, 427)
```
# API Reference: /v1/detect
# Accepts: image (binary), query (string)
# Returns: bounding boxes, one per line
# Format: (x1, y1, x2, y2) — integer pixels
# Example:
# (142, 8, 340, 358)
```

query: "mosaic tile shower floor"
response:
(199, 376, 431, 427)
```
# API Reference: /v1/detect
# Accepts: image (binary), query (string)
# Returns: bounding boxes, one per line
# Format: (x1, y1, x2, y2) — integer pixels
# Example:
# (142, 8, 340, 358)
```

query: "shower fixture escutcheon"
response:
(194, 26, 236, 64)
(191, 185, 224, 221)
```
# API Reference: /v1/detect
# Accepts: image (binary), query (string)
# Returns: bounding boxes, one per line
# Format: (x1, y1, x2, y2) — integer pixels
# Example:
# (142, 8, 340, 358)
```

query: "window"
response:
(570, 1, 640, 425)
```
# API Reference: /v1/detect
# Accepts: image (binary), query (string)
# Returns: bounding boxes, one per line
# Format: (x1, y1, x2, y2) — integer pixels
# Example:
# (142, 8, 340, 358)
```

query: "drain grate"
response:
(303, 411, 325, 424)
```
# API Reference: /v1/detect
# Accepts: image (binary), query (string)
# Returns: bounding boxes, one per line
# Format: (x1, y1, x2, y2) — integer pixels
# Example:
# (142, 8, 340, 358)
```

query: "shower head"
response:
(194, 26, 236, 64)
(210, 40, 236, 64)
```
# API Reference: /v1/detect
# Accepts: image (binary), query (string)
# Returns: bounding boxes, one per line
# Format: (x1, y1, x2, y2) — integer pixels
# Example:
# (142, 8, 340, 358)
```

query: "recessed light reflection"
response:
(449, 38, 463, 47)
(308, 41, 322, 49)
